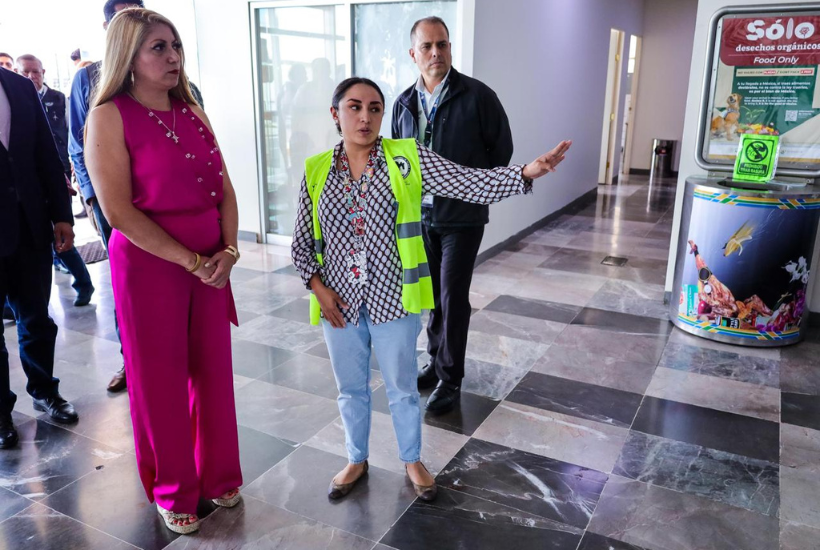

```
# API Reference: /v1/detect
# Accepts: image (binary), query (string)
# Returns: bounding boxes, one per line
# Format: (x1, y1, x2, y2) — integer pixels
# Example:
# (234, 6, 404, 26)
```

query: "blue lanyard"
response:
(419, 80, 449, 147)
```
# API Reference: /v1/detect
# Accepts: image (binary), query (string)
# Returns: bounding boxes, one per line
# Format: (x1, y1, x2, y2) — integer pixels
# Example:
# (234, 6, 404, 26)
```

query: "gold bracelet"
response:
(223, 245, 240, 262)
(185, 252, 202, 272)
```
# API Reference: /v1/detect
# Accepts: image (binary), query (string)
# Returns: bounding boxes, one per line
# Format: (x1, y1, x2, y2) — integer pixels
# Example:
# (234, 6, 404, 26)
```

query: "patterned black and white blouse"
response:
(291, 137, 532, 326)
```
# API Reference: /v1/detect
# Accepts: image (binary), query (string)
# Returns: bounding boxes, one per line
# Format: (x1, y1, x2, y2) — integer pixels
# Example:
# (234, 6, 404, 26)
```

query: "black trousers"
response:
(423, 224, 484, 385)
(0, 212, 60, 415)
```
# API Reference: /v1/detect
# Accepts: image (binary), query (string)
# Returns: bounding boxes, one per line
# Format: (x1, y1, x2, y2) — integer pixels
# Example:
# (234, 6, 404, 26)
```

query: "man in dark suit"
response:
(392, 16, 514, 413)
(16, 54, 94, 307)
(0, 67, 80, 449)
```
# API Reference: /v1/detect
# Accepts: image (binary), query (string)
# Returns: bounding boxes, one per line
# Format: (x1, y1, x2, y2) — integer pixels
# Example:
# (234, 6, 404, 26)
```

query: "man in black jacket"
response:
(392, 16, 513, 413)
(0, 67, 80, 449)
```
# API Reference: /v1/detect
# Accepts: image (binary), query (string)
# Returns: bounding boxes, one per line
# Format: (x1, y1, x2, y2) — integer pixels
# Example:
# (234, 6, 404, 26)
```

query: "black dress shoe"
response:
(328, 461, 368, 500)
(417, 363, 439, 390)
(425, 381, 460, 414)
(107, 367, 127, 393)
(32, 395, 79, 424)
(73, 285, 95, 307)
(0, 413, 18, 449)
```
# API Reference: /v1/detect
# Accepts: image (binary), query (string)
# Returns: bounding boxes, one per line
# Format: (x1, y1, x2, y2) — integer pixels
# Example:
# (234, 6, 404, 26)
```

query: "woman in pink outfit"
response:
(85, 8, 242, 534)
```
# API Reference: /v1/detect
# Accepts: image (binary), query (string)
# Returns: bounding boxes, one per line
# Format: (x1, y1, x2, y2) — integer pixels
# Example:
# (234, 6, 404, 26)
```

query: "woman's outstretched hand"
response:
(523, 140, 572, 180)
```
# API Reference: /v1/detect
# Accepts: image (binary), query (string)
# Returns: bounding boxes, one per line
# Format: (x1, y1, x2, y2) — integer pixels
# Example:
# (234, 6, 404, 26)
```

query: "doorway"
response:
(620, 35, 642, 180)
(598, 28, 625, 185)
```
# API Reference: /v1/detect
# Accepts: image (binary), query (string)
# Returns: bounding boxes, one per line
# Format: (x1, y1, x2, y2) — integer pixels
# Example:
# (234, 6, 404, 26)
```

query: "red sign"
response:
(720, 16, 820, 67)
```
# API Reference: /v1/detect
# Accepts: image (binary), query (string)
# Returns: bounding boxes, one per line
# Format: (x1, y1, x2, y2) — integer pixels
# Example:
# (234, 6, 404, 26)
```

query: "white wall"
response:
(192, 0, 262, 237)
(667, 0, 820, 314)
(472, 0, 645, 254)
(629, 0, 697, 171)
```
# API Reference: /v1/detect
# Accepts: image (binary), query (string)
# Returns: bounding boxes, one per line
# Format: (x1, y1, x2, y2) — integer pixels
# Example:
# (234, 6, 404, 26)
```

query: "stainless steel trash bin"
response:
(651, 139, 676, 178)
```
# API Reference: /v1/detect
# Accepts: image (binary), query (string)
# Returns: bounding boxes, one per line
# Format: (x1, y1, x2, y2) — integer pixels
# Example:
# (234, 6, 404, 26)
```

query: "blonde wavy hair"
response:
(91, 7, 198, 110)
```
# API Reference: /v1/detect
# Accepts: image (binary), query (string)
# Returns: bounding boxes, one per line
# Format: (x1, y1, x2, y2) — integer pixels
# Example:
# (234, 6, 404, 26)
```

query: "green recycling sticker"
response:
(733, 134, 779, 182)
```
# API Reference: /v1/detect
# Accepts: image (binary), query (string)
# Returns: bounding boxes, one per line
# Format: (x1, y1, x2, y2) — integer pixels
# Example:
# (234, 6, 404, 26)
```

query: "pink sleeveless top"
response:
(111, 94, 225, 255)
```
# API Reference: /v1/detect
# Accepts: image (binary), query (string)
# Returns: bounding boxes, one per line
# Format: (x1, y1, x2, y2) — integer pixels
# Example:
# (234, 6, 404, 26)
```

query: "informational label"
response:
(704, 12, 820, 169)
(733, 134, 779, 181)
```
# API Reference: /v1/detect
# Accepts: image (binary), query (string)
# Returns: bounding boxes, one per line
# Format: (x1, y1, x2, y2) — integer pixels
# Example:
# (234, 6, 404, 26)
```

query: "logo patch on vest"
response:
(394, 156, 411, 179)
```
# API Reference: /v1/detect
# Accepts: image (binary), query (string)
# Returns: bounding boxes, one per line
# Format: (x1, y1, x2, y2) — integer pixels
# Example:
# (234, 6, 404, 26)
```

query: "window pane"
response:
(255, 5, 348, 236)
(353, 1, 457, 135)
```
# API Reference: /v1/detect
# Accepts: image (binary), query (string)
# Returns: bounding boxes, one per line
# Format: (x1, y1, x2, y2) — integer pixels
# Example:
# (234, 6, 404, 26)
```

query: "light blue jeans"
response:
(322, 306, 422, 464)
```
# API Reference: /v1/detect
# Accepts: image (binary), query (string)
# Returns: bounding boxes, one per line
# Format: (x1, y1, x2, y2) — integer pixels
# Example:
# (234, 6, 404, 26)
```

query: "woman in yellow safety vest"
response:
(291, 77, 570, 501)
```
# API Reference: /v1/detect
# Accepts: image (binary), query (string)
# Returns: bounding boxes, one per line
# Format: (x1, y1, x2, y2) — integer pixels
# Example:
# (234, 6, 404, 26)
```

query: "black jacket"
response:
(40, 86, 70, 174)
(392, 67, 513, 227)
(0, 68, 73, 258)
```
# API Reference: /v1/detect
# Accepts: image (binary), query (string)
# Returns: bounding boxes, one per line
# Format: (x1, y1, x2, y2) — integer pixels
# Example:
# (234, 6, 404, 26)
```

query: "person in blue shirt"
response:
(69, 0, 146, 392)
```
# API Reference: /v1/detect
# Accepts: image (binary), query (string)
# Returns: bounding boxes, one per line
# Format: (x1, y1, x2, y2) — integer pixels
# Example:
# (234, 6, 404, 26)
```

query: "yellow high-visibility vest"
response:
(304, 138, 434, 325)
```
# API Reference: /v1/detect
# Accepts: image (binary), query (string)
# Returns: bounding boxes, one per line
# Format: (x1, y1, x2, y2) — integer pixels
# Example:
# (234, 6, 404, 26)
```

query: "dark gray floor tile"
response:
(658, 341, 779, 388)
(243, 446, 415, 542)
(483, 294, 581, 323)
(379, 487, 582, 550)
(437, 438, 607, 528)
(40, 455, 187, 549)
(577, 532, 649, 550)
(0, 487, 33, 523)
(571, 307, 672, 336)
(782, 392, 820, 432)
(507, 372, 643, 428)
(165, 494, 374, 550)
(0, 503, 133, 550)
(587, 476, 779, 550)
(632, 397, 780, 463)
(268, 298, 316, 323)
(613, 431, 779, 516)
(258, 353, 342, 400)
(237, 425, 298, 489)
(370, 384, 499, 437)
(232, 340, 298, 379)
(0, 418, 125, 500)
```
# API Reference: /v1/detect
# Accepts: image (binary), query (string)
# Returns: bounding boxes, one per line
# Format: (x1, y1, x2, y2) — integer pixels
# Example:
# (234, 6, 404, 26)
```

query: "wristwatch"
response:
(224, 245, 240, 262)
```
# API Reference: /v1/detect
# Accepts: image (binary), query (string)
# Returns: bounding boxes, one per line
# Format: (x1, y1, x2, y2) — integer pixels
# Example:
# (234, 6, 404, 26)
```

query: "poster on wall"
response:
(677, 187, 820, 342)
(703, 13, 820, 170)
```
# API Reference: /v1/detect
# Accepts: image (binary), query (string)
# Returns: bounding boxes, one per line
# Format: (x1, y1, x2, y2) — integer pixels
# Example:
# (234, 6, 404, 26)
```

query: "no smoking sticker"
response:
(733, 134, 780, 182)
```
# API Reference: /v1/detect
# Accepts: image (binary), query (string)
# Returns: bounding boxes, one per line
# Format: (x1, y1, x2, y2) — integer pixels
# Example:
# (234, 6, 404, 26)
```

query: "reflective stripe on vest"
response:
(303, 138, 434, 325)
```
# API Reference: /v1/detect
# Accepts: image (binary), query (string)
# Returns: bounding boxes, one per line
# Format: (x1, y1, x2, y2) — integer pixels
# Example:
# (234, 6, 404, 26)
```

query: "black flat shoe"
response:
(406, 463, 437, 502)
(32, 395, 79, 424)
(0, 412, 18, 449)
(417, 363, 438, 390)
(328, 461, 368, 500)
(425, 381, 460, 414)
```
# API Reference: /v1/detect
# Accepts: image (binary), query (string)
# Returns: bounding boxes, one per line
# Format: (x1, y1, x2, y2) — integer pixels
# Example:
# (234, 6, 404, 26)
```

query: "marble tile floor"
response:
(1, 174, 820, 549)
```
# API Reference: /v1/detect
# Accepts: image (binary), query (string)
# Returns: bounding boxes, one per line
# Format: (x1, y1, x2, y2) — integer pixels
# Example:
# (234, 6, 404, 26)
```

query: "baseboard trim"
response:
(475, 187, 599, 266)
(629, 168, 679, 178)
(238, 230, 259, 243)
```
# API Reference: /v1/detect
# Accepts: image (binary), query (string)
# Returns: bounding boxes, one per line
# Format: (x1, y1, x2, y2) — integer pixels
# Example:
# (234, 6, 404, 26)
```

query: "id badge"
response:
(421, 194, 434, 207)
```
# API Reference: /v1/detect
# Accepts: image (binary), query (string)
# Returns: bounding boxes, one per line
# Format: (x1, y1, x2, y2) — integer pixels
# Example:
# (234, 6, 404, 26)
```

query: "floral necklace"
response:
(338, 144, 378, 286)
